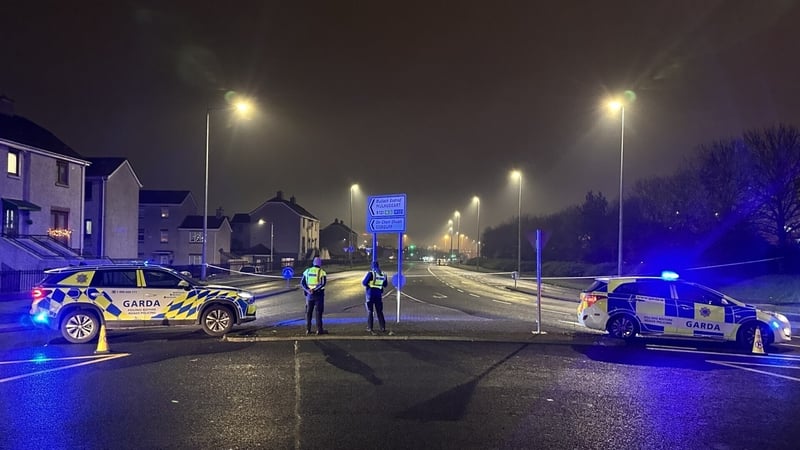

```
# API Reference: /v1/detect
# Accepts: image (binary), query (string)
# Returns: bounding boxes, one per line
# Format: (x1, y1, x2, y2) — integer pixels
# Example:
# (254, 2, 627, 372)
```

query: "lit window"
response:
(160, 229, 168, 243)
(161, 208, 169, 218)
(85, 219, 92, 236)
(57, 160, 69, 185)
(7, 150, 19, 176)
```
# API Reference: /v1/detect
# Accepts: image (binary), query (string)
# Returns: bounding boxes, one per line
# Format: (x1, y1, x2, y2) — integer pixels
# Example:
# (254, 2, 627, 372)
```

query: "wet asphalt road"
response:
(1, 264, 799, 449)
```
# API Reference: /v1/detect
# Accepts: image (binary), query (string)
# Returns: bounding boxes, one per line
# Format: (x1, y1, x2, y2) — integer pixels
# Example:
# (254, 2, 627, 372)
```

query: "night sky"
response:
(2, 1, 799, 247)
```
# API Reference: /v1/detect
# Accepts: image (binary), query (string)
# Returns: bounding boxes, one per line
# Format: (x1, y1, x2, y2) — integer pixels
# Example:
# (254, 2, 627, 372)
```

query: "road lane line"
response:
(0, 353, 130, 384)
(294, 340, 301, 450)
(707, 360, 800, 382)
(492, 299, 511, 305)
(647, 346, 800, 361)
(469, 293, 480, 298)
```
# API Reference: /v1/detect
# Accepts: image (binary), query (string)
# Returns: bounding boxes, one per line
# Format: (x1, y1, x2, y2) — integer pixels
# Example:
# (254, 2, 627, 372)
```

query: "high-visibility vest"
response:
(368, 271, 386, 289)
(303, 267, 325, 289)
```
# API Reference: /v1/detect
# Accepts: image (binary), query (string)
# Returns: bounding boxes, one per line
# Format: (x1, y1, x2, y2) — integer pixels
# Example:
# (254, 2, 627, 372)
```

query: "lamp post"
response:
(202, 99, 252, 281)
(454, 211, 461, 262)
(608, 100, 625, 276)
(258, 218, 274, 272)
(511, 170, 522, 288)
(349, 184, 358, 267)
(473, 196, 480, 270)
(448, 220, 453, 258)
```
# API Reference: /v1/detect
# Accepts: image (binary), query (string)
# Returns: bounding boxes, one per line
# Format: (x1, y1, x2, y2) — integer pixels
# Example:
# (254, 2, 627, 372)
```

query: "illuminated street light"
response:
(202, 97, 254, 281)
(349, 184, 359, 267)
(511, 170, 522, 288)
(448, 220, 454, 257)
(608, 99, 625, 276)
(473, 196, 480, 270)
(454, 211, 461, 262)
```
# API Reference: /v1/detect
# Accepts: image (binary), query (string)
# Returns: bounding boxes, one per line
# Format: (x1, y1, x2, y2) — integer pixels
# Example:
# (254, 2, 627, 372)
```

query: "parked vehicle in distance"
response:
(577, 272, 792, 349)
(30, 264, 256, 343)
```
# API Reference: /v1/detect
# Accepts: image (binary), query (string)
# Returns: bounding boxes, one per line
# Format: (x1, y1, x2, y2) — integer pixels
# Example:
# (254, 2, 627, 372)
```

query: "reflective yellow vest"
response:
(368, 271, 386, 289)
(303, 267, 326, 289)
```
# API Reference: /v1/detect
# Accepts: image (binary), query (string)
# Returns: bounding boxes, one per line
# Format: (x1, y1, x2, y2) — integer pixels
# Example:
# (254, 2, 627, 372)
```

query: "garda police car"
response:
(576, 273, 792, 349)
(30, 264, 257, 343)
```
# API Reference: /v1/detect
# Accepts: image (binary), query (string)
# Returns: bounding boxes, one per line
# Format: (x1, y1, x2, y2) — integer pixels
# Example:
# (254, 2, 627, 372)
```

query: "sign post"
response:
(367, 194, 407, 322)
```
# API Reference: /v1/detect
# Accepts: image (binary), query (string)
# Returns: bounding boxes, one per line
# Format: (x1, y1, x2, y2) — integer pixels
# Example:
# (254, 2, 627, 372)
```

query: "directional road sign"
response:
(367, 194, 407, 233)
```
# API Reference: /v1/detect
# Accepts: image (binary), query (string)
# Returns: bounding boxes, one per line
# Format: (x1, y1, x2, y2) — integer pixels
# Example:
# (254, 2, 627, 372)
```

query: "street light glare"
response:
(510, 170, 521, 180)
(351, 184, 359, 192)
(607, 100, 623, 112)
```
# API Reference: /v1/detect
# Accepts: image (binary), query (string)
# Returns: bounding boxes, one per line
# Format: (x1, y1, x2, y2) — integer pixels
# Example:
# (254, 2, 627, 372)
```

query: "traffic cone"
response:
(94, 323, 110, 354)
(751, 326, 766, 355)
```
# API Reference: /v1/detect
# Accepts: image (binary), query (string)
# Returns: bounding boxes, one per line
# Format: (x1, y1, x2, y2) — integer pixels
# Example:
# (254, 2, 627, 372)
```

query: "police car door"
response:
(141, 269, 190, 322)
(674, 282, 730, 339)
(625, 280, 672, 335)
(89, 269, 139, 322)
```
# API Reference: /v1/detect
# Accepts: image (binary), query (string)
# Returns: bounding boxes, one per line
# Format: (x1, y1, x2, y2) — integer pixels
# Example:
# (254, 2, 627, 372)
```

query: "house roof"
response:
(139, 190, 192, 205)
(86, 157, 127, 177)
(322, 219, 355, 234)
(251, 191, 317, 220)
(231, 213, 251, 224)
(0, 112, 86, 161)
(178, 215, 230, 230)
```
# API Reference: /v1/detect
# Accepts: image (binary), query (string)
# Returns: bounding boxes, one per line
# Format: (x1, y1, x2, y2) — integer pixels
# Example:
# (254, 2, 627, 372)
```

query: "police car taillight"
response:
(583, 294, 601, 307)
(31, 288, 50, 302)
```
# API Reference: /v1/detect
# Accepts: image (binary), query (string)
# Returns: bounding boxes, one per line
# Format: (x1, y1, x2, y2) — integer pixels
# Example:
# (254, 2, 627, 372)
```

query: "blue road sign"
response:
(367, 194, 407, 233)
(282, 266, 294, 280)
(391, 273, 406, 289)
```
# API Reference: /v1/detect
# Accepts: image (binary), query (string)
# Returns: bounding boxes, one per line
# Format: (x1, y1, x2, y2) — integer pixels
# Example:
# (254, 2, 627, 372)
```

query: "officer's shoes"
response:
(305, 330, 312, 335)
(316, 330, 329, 335)
(366, 328, 373, 333)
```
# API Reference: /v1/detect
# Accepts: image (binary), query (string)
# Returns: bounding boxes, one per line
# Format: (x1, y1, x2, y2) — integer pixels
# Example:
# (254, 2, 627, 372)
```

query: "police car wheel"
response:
(61, 310, 100, 344)
(607, 314, 638, 340)
(201, 305, 234, 337)
(737, 322, 773, 349)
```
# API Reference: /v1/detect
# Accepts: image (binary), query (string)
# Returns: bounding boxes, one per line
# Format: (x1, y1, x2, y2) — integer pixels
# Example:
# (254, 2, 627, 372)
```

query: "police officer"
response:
(362, 261, 388, 333)
(301, 257, 328, 335)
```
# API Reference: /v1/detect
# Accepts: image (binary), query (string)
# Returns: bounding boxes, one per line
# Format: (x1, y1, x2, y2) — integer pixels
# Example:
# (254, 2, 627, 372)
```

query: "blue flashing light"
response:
(661, 270, 680, 281)
(33, 311, 49, 324)
(772, 321, 780, 329)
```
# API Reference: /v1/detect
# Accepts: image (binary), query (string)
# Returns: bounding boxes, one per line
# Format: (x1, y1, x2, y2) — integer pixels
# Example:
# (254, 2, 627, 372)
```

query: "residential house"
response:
(177, 212, 232, 270)
(84, 157, 142, 259)
(239, 191, 319, 265)
(138, 190, 197, 265)
(320, 218, 357, 259)
(0, 96, 91, 271)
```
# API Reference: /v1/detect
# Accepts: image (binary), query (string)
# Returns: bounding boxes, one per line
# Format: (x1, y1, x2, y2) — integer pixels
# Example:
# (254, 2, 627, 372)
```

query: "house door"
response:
(3, 207, 17, 236)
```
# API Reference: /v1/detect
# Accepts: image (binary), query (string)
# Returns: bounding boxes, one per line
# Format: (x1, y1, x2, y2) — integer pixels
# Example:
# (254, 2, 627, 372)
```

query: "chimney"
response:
(215, 207, 224, 219)
(0, 96, 14, 116)
(276, 190, 283, 200)
(290, 196, 296, 204)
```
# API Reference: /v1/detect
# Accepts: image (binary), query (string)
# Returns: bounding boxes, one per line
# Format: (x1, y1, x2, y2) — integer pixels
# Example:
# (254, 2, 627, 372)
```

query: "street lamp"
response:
(472, 196, 480, 270)
(258, 218, 274, 272)
(349, 184, 359, 266)
(511, 170, 522, 288)
(608, 100, 625, 276)
(454, 211, 461, 262)
(202, 99, 253, 281)
(447, 220, 453, 258)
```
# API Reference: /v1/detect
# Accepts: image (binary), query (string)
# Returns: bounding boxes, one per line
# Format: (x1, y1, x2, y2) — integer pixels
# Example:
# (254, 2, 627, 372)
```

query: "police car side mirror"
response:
(178, 280, 191, 290)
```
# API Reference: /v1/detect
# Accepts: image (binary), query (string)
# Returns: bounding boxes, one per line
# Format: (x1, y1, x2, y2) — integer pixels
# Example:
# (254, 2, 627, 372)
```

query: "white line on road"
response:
(647, 346, 800, 361)
(469, 293, 480, 298)
(492, 299, 511, 305)
(707, 360, 800, 383)
(294, 340, 301, 450)
(0, 353, 130, 384)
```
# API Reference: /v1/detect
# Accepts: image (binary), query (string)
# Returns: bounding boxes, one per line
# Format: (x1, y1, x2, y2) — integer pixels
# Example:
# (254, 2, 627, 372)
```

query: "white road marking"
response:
(647, 346, 800, 361)
(777, 342, 800, 349)
(294, 340, 302, 450)
(0, 353, 130, 384)
(707, 360, 800, 383)
(492, 299, 511, 305)
(469, 293, 480, 298)
(457, 289, 464, 293)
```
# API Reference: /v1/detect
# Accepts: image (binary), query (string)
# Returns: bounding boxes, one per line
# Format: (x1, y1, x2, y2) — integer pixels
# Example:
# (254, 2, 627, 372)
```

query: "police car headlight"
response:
(238, 291, 253, 299)
(774, 313, 789, 323)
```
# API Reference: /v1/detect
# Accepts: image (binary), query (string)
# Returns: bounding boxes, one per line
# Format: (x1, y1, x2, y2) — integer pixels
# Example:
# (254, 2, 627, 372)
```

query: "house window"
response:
(85, 182, 93, 201)
(138, 228, 144, 242)
(160, 229, 168, 243)
(7, 150, 19, 176)
(56, 160, 69, 185)
(189, 231, 204, 243)
(190, 254, 202, 265)
(85, 219, 92, 236)
(160, 208, 169, 219)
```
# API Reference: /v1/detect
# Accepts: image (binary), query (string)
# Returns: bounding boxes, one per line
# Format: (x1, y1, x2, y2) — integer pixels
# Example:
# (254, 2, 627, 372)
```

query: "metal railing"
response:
(0, 269, 45, 293)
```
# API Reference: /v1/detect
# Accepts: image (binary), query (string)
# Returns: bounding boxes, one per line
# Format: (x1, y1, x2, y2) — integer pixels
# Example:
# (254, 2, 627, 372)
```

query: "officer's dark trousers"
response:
(365, 298, 386, 331)
(305, 295, 324, 332)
